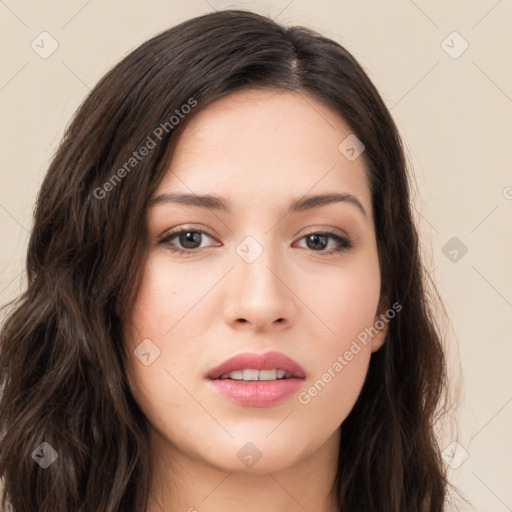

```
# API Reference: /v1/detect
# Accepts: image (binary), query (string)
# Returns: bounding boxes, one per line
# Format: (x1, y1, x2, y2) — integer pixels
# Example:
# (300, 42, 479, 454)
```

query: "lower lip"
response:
(208, 378, 304, 407)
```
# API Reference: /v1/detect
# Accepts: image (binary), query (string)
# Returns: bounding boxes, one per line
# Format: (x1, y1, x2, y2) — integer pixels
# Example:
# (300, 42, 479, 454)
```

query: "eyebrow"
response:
(150, 191, 367, 218)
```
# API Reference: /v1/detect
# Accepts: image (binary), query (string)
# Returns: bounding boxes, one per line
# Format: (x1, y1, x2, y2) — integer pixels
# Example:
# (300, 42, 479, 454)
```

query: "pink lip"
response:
(206, 351, 306, 408)
(206, 351, 306, 380)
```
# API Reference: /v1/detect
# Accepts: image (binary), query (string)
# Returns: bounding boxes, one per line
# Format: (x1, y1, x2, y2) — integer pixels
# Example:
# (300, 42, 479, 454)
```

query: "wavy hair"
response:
(0, 9, 461, 511)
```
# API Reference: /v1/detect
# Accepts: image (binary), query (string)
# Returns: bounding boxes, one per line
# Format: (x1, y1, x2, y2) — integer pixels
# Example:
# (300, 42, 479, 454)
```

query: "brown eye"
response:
(158, 228, 217, 255)
(157, 227, 354, 257)
(296, 230, 354, 255)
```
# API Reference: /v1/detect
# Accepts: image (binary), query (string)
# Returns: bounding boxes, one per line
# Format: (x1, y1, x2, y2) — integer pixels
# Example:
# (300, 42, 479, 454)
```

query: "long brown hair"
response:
(1, 9, 461, 511)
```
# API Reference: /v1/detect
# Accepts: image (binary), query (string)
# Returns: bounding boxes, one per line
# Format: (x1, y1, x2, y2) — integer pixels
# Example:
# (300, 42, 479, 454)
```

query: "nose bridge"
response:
(235, 233, 284, 298)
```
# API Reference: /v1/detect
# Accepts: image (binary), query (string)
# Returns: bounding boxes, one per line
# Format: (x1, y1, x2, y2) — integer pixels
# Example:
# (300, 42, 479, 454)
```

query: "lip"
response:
(206, 351, 306, 408)
(206, 351, 307, 380)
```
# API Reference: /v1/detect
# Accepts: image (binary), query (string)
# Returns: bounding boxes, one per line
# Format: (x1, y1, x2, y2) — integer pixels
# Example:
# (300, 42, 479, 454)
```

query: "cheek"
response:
(125, 253, 221, 424)
(296, 253, 380, 410)
(126, 255, 197, 368)
(297, 342, 370, 433)
(303, 252, 381, 345)
(129, 253, 206, 337)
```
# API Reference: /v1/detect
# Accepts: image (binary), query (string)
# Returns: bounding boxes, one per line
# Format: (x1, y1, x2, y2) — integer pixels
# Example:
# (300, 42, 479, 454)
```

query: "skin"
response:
(124, 88, 389, 512)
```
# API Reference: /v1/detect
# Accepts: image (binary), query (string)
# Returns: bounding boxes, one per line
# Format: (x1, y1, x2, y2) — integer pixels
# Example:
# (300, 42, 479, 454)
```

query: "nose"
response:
(224, 243, 296, 332)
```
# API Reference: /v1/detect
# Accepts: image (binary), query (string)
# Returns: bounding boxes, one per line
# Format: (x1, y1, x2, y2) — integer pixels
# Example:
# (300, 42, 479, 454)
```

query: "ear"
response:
(371, 295, 389, 353)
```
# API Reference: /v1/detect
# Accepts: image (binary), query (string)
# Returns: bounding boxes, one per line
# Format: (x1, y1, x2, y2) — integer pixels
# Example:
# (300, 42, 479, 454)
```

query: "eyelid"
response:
(159, 224, 349, 241)
(297, 225, 349, 239)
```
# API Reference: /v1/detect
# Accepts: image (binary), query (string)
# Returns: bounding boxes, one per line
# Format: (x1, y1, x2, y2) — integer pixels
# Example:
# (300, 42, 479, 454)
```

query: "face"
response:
(124, 88, 388, 475)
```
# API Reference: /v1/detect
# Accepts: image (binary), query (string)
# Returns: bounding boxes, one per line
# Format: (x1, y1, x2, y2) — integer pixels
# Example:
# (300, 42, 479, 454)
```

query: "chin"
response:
(199, 434, 313, 475)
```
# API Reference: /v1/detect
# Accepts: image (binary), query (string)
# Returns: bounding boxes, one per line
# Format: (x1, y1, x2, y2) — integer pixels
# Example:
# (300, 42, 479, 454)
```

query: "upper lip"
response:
(206, 351, 307, 379)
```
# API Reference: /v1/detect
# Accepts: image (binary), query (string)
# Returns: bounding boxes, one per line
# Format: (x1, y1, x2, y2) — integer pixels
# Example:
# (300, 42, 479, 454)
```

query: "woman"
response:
(0, 9, 460, 512)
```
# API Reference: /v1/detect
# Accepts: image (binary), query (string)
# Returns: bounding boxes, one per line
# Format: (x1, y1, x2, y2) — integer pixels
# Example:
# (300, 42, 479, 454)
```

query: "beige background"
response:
(1, 1, 511, 510)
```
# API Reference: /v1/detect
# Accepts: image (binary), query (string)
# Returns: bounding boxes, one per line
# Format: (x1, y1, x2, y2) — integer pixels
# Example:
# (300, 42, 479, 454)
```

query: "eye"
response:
(157, 227, 219, 256)
(294, 228, 354, 255)
(157, 226, 355, 257)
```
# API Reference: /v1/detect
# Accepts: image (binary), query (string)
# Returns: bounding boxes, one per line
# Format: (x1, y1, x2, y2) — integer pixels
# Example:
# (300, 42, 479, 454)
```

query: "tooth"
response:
(218, 369, 290, 380)
(242, 369, 260, 381)
(258, 369, 278, 380)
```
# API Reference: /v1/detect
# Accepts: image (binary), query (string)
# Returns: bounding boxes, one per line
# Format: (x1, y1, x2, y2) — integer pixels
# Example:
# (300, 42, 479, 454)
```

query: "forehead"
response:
(156, 88, 372, 218)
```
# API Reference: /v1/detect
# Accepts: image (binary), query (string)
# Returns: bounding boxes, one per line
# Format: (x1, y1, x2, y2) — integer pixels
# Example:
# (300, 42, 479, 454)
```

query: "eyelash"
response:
(157, 225, 354, 257)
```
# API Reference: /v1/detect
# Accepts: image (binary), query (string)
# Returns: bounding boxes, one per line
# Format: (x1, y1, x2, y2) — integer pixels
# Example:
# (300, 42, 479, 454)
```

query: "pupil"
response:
(307, 234, 327, 250)
(180, 231, 202, 249)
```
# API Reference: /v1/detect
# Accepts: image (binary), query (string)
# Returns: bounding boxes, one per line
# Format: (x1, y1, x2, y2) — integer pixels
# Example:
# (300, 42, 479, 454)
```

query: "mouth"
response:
(215, 368, 296, 381)
(206, 350, 306, 380)
(206, 351, 306, 407)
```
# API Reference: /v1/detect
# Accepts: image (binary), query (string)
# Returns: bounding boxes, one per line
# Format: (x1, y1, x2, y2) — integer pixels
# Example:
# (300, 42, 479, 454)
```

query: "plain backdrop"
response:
(1, 1, 511, 510)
